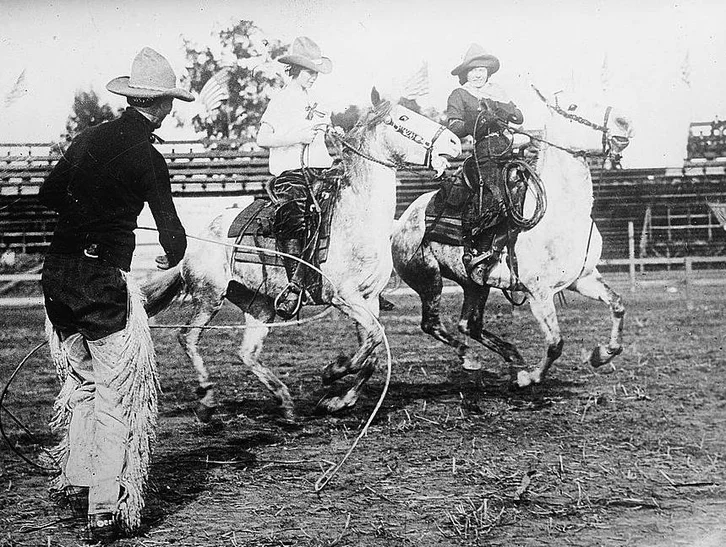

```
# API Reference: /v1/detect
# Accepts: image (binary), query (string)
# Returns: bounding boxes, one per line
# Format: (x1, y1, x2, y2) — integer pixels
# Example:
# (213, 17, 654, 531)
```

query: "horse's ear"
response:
(371, 87, 381, 107)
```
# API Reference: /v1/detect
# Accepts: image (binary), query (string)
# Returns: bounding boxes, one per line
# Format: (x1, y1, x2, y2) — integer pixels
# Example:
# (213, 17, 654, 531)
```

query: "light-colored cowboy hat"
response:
(277, 36, 332, 74)
(451, 43, 500, 77)
(107, 47, 195, 102)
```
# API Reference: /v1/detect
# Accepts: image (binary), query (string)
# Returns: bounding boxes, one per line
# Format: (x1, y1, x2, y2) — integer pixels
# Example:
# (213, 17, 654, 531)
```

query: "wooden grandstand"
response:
(3, 138, 726, 261)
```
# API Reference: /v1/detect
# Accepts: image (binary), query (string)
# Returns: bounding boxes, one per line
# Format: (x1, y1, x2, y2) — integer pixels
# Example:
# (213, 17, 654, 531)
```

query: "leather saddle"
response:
(227, 170, 341, 301)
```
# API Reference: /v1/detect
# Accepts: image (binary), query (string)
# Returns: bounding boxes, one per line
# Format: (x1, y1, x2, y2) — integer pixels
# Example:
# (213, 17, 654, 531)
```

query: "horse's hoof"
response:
(321, 354, 351, 386)
(194, 403, 216, 423)
(515, 371, 533, 388)
(587, 345, 623, 368)
(462, 355, 482, 371)
(315, 392, 357, 414)
(276, 407, 300, 429)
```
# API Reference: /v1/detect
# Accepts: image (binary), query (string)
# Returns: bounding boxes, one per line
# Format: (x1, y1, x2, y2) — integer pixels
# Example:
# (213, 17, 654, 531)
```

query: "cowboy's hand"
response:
(155, 254, 171, 270)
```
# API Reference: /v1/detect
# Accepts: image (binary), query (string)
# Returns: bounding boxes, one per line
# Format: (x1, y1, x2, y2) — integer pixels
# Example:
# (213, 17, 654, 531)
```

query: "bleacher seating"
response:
(3, 140, 726, 260)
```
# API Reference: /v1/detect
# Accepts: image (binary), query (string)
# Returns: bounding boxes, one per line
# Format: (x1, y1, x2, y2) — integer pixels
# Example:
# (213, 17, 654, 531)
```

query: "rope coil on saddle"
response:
(471, 108, 548, 232)
(501, 159, 547, 230)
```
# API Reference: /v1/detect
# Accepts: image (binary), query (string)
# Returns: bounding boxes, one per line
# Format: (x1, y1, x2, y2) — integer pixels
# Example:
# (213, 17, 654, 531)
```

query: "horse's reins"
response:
(526, 86, 616, 285)
(519, 85, 619, 161)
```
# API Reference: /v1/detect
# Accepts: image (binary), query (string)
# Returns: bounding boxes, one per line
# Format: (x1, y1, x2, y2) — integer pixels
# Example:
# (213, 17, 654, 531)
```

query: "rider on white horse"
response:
(256, 36, 336, 319)
(446, 44, 527, 283)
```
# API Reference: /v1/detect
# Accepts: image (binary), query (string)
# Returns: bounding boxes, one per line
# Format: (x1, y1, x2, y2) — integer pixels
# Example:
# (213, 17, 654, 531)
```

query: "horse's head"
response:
(537, 88, 634, 160)
(349, 88, 461, 176)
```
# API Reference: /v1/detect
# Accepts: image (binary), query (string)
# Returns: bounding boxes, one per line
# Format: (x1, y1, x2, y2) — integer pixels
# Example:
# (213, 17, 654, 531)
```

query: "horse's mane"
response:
(344, 100, 393, 148)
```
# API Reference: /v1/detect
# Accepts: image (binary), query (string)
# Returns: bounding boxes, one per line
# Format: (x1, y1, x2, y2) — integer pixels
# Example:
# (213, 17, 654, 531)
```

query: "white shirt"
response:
(259, 84, 333, 176)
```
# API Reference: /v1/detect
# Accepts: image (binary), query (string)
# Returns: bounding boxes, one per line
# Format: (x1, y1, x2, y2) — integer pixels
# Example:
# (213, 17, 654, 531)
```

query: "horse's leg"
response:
(317, 294, 383, 413)
(225, 281, 296, 422)
(461, 285, 526, 373)
(567, 270, 625, 368)
(178, 294, 224, 422)
(395, 242, 470, 369)
(238, 308, 295, 423)
(517, 292, 563, 388)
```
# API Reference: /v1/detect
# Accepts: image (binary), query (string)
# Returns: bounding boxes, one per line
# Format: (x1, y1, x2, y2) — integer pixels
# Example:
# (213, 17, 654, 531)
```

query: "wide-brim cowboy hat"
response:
(277, 36, 332, 74)
(107, 47, 195, 102)
(451, 43, 500, 77)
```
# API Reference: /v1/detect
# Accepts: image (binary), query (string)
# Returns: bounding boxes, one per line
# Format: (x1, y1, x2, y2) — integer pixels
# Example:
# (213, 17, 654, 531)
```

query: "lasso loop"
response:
(0, 340, 59, 473)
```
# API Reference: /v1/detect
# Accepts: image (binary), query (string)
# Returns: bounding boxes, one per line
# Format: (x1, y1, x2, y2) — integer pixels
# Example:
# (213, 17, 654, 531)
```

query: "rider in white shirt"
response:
(257, 36, 333, 319)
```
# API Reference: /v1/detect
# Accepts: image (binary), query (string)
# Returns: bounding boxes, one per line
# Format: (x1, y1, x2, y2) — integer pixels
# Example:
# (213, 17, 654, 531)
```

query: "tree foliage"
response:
(180, 20, 286, 143)
(63, 89, 118, 141)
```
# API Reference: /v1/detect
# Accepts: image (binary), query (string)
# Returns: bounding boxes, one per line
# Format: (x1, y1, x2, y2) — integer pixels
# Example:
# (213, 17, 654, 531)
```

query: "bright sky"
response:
(2, 0, 726, 167)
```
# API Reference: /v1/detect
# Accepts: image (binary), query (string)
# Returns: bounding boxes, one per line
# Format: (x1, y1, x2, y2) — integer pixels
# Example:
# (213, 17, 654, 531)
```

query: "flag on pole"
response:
(680, 51, 691, 87)
(600, 54, 611, 93)
(198, 69, 231, 114)
(401, 62, 430, 100)
(3, 69, 28, 108)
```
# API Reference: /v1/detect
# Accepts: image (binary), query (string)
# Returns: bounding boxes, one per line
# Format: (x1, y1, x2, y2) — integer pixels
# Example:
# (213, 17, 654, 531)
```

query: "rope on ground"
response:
(0, 340, 59, 473)
(148, 305, 336, 330)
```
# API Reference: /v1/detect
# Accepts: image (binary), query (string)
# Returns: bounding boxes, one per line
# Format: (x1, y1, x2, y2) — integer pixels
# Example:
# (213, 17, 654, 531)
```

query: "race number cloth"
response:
(47, 274, 158, 532)
(260, 85, 333, 175)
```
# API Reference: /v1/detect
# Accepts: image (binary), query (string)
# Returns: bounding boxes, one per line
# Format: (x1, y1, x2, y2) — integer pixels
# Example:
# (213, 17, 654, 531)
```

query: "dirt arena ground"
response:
(1, 279, 725, 546)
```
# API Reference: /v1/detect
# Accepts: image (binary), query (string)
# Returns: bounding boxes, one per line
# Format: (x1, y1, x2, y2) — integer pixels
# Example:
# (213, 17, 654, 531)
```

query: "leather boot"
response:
(461, 201, 478, 272)
(468, 230, 496, 268)
(275, 238, 304, 319)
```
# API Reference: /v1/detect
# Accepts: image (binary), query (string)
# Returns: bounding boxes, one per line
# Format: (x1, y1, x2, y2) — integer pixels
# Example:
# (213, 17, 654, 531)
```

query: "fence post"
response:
(628, 221, 636, 292)
(684, 256, 693, 310)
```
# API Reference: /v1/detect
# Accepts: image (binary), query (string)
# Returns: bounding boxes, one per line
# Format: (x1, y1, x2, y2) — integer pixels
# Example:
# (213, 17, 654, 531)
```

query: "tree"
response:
(63, 89, 117, 141)
(180, 20, 286, 143)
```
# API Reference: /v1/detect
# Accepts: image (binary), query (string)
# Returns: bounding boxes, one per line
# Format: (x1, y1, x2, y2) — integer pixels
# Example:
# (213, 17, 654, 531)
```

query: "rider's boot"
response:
(466, 230, 499, 285)
(461, 200, 479, 273)
(275, 238, 304, 320)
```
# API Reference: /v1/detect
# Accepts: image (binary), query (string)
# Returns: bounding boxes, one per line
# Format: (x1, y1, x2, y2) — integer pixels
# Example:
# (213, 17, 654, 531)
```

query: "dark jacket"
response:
(40, 108, 186, 271)
(446, 88, 524, 140)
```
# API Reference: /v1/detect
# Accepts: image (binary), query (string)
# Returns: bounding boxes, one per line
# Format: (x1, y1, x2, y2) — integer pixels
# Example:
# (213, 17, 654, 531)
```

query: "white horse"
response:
(142, 89, 461, 422)
(391, 89, 633, 387)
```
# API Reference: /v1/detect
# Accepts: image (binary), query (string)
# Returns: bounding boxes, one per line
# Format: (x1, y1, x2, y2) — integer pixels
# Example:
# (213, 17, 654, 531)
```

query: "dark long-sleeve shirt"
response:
(446, 87, 524, 140)
(40, 108, 186, 271)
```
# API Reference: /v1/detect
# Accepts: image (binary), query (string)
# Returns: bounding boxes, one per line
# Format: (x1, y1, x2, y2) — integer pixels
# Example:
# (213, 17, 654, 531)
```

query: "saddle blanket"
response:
(424, 178, 467, 247)
(227, 199, 284, 267)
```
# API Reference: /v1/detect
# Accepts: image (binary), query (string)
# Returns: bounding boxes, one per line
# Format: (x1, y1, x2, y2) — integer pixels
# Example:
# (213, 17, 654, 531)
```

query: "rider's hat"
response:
(451, 44, 500, 77)
(107, 47, 195, 102)
(277, 36, 332, 74)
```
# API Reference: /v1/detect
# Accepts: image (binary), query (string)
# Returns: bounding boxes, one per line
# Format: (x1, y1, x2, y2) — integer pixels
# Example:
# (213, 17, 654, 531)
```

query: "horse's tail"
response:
(141, 265, 184, 318)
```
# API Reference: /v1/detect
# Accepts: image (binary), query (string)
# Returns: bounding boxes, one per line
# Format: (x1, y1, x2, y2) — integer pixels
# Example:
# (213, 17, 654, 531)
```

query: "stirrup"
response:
(274, 283, 303, 320)
(466, 251, 499, 286)
(465, 250, 495, 275)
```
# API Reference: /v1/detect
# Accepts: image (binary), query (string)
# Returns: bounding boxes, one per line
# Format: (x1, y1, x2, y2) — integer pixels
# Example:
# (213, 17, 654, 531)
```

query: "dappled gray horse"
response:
(392, 88, 633, 386)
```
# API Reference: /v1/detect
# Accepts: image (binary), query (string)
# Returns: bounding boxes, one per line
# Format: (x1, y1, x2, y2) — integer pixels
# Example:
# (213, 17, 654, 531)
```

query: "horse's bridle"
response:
(525, 85, 625, 161)
(335, 113, 448, 171)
